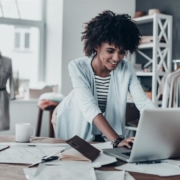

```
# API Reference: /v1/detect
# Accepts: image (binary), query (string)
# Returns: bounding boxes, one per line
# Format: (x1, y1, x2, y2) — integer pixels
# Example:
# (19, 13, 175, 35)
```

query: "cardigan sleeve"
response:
(68, 61, 101, 124)
(128, 63, 156, 113)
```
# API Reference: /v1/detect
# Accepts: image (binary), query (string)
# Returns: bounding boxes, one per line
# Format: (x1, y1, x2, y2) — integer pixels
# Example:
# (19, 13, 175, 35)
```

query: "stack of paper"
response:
(163, 159, 180, 167)
(28, 162, 96, 180)
(24, 164, 135, 180)
(0, 143, 66, 164)
(95, 171, 135, 180)
(45, 142, 117, 168)
(0, 142, 116, 168)
(116, 162, 180, 177)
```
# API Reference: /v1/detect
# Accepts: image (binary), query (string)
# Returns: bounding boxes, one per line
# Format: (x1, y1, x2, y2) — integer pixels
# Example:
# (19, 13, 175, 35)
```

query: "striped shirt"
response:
(94, 74, 111, 113)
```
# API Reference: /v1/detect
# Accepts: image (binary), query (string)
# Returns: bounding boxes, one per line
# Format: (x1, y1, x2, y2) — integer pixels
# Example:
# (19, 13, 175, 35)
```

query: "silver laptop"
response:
(103, 108, 180, 163)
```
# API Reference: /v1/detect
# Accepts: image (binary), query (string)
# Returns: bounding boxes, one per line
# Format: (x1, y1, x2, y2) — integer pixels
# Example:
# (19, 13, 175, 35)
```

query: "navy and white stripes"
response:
(94, 74, 111, 113)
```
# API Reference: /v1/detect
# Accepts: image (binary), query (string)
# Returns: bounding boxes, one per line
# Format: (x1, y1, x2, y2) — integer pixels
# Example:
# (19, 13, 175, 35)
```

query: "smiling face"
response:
(95, 42, 126, 72)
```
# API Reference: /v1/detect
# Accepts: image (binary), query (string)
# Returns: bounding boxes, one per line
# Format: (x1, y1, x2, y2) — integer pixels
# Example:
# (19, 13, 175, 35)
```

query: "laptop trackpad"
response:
(103, 147, 131, 154)
(119, 147, 131, 152)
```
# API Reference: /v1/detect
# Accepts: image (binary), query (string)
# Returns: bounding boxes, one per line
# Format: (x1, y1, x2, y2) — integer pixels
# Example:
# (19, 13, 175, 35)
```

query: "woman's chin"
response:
(107, 65, 118, 71)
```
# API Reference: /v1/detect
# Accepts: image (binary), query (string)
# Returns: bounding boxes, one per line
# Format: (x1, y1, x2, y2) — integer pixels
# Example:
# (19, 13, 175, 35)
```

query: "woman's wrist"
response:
(112, 136, 124, 148)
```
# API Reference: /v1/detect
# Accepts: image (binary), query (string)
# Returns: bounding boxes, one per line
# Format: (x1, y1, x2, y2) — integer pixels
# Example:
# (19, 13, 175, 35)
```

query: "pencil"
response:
(0, 146, 10, 152)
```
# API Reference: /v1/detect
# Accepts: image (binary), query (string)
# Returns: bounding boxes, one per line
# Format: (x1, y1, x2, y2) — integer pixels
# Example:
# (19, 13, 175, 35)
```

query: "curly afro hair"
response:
(81, 10, 141, 57)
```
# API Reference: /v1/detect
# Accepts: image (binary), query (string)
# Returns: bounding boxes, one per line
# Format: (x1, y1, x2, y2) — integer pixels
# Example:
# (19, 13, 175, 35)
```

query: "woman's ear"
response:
(94, 46, 97, 51)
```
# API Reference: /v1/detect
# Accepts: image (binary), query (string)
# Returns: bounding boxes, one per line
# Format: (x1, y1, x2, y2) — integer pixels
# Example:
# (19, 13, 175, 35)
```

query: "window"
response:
(0, 0, 45, 87)
(0, 0, 42, 20)
(15, 32, 20, 48)
(0, 24, 40, 83)
(14, 27, 31, 51)
(24, 33, 30, 48)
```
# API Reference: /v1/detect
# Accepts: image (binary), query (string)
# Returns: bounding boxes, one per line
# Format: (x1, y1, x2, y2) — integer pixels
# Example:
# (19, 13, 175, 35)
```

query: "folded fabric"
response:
(140, 36, 165, 44)
(39, 92, 64, 103)
(37, 100, 58, 110)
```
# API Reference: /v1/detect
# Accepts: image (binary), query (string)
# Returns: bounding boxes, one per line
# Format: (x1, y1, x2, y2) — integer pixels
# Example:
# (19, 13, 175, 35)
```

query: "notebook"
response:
(60, 135, 100, 162)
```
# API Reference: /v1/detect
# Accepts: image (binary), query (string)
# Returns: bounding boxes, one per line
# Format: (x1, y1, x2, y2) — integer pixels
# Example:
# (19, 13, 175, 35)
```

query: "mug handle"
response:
(30, 126, 35, 138)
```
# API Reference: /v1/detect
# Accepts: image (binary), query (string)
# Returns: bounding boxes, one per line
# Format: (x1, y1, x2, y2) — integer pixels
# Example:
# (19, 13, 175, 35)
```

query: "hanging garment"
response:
(162, 69, 180, 108)
(169, 73, 180, 107)
(0, 56, 15, 130)
(172, 74, 180, 107)
(177, 77, 180, 107)
(55, 56, 156, 141)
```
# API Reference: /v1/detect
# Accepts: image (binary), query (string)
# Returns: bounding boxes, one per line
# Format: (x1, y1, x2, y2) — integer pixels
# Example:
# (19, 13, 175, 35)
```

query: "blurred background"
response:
(0, 0, 179, 137)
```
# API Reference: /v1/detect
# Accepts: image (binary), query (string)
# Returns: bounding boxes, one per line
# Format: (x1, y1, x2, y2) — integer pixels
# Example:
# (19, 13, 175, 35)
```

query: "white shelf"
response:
(136, 72, 166, 76)
(133, 14, 172, 25)
(133, 15, 154, 24)
(138, 42, 168, 49)
(125, 126, 137, 131)
(157, 72, 167, 76)
(136, 72, 153, 76)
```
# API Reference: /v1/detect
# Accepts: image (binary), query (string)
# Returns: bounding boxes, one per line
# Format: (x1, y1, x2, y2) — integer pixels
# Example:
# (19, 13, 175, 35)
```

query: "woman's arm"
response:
(93, 114, 134, 148)
(128, 63, 156, 112)
(93, 114, 119, 142)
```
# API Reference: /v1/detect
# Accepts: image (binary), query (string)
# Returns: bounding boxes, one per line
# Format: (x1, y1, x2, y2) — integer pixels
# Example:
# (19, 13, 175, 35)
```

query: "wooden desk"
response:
(0, 135, 179, 180)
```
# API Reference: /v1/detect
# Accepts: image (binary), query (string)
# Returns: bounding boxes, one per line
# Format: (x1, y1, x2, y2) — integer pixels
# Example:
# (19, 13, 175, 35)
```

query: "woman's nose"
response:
(112, 52, 120, 61)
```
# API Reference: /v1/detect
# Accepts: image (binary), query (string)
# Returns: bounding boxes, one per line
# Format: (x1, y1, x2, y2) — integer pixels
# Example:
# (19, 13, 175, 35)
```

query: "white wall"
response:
(45, 0, 63, 90)
(61, 0, 136, 95)
(0, 100, 49, 137)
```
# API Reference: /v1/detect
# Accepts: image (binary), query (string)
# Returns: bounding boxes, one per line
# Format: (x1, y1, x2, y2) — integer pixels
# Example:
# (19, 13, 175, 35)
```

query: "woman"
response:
(53, 10, 156, 148)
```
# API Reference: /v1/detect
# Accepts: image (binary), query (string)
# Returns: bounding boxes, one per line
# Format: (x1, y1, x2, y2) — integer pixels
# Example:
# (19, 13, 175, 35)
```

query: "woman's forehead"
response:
(100, 42, 123, 50)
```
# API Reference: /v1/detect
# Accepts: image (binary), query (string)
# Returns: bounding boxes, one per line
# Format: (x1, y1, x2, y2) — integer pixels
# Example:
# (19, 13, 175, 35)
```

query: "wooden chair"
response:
(35, 92, 64, 138)
(36, 104, 58, 138)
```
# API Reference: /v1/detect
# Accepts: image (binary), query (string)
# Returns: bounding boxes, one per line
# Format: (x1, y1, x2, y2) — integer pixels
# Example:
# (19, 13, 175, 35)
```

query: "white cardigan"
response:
(56, 56, 156, 141)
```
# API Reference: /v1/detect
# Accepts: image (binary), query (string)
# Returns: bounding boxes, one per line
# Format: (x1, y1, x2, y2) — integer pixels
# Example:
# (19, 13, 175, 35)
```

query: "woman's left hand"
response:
(117, 137, 135, 148)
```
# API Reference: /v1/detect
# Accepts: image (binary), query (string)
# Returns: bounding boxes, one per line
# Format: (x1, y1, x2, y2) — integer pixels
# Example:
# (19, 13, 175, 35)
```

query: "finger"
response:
(124, 142, 131, 148)
(126, 139, 134, 143)
(124, 137, 135, 142)
(117, 141, 130, 148)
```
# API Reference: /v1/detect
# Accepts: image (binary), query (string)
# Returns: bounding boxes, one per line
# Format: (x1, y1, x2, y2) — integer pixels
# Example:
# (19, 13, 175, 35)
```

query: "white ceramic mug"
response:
(15, 123, 35, 142)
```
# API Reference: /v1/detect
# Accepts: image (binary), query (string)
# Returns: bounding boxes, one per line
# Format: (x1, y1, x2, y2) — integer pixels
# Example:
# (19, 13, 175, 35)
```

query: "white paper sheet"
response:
(29, 162, 96, 180)
(45, 153, 117, 168)
(44, 142, 116, 167)
(0, 142, 67, 147)
(92, 142, 113, 150)
(0, 145, 9, 151)
(0, 146, 65, 164)
(24, 168, 135, 180)
(24, 168, 37, 179)
(95, 170, 135, 180)
(163, 159, 180, 167)
(92, 153, 117, 167)
(116, 162, 180, 177)
(45, 151, 116, 168)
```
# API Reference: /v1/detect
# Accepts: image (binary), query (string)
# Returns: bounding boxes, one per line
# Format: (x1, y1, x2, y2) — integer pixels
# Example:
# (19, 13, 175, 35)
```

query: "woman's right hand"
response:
(117, 137, 135, 148)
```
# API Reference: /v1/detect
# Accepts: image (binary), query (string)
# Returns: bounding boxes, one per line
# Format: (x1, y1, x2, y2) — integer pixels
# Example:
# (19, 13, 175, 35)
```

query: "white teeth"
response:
(109, 61, 117, 65)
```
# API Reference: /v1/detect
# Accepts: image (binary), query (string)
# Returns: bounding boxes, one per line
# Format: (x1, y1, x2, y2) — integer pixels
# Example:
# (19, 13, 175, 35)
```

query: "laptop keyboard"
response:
(122, 152, 131, 157)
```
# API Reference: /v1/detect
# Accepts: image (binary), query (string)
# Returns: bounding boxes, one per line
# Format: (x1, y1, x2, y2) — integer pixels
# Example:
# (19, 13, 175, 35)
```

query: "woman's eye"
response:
(107, 50, 114, 54)
(119, 51, 126, 55)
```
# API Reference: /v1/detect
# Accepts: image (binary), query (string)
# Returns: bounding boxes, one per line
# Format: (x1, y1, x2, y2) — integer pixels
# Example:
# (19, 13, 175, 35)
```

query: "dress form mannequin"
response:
(0, 52, 15, 130)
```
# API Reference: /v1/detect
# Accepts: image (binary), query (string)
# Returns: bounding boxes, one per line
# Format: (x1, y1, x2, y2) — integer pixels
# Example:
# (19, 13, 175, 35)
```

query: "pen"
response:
(136, 160, 161, 165)
(0, 146, 10, 152)
(29, 145, 71, 168)
(28, 144, 36, 147)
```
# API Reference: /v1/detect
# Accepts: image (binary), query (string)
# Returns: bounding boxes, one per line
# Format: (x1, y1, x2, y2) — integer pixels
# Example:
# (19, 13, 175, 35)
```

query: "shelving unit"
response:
(134, 13, 173, 106)
(126, 14, 173, 131)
